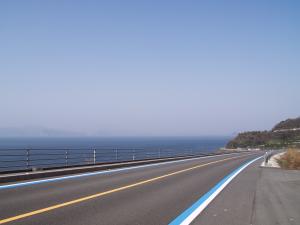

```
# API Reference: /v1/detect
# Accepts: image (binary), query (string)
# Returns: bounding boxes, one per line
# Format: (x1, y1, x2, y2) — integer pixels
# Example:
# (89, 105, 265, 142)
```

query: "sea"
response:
(0, 136, 230, 172)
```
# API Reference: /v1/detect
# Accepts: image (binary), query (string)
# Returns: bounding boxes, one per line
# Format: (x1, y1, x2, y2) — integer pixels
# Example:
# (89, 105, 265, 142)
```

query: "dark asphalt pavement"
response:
(0, 152, 263, 225)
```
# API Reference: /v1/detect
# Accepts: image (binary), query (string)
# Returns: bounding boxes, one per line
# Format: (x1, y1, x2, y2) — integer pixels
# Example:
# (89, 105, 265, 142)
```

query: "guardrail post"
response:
(132, 149, 135, 161)
(65, 150, 68, 166)
(26, 149, 30, 169)
(93, 149, 96, 164)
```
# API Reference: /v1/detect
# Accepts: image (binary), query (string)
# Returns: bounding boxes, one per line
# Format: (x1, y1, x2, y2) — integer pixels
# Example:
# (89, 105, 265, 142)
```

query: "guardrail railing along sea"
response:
(0, 148, 216, 173)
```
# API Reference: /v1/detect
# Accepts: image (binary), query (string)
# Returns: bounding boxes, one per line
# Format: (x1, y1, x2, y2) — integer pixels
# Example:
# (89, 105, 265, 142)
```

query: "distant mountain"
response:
(226, 117, 300, 149)
(0, 126, 85, 137)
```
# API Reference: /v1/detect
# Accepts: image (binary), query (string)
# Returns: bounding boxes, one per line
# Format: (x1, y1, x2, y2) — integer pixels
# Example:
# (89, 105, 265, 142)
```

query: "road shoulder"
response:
(252, 168, 300, 225)
(192, 159, 262, 225)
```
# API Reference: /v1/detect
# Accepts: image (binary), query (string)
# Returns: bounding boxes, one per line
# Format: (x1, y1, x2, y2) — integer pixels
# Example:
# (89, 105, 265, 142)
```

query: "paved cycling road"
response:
(0, 152, 263, 225)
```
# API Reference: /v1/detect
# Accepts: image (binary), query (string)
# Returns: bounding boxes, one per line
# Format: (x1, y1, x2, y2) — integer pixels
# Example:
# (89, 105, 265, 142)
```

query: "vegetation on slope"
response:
(272, 117, 300, 131)
(226, 117, 300, 149)
(277, 149, 300, 170)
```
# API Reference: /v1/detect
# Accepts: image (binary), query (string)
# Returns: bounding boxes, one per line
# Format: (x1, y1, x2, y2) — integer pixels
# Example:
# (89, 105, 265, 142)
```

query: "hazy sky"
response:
(0, 0, 299, 136)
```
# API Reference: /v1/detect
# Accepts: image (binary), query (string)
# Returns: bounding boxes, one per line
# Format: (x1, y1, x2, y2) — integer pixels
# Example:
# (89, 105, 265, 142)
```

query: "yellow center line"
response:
(0, 154, 250, 224)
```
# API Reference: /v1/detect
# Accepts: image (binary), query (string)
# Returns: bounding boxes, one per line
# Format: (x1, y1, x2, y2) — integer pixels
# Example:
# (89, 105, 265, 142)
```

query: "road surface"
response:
(0, 152, 263, 225)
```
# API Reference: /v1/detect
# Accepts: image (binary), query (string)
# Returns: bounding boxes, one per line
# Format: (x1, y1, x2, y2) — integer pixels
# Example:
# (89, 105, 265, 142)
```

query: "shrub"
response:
(277, 149, 300, 170)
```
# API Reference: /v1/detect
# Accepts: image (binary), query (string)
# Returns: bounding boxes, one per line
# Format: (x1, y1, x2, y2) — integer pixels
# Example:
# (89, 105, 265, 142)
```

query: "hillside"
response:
(226, 117, 300, 149)
(272, 117, 300, 131)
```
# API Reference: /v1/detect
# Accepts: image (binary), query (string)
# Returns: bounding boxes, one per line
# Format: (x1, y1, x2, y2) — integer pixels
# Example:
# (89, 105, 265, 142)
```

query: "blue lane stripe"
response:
(169, 156, 263, 225)
(0, 154, 235, 190)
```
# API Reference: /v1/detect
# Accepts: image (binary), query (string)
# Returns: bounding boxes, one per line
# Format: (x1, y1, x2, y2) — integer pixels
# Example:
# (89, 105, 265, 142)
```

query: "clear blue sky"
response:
(0, 0, 299, 136)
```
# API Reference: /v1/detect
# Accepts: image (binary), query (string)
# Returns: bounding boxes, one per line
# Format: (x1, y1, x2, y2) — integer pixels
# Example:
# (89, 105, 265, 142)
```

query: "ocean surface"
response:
(0, 136, 229, 150)
(0, 137, 230, 172)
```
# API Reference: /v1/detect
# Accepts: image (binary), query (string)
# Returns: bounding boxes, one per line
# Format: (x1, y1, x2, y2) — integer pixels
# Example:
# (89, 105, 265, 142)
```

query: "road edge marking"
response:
(169, 156, 263, 225)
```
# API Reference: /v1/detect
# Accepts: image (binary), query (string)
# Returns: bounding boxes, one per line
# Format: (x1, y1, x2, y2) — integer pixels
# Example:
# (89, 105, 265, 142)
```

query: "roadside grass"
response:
(277, 148, 300, 170)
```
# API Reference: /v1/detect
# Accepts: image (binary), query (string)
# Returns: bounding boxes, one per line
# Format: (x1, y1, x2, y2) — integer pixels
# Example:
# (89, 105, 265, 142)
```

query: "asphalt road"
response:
(0, 152, 263, 225)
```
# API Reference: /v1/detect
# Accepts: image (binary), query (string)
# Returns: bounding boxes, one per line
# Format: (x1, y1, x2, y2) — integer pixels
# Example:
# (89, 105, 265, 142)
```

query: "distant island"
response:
(226, 117, 300, 149)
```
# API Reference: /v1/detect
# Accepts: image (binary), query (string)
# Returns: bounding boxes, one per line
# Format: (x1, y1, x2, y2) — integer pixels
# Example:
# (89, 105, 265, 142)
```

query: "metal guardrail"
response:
(0, 148, 212, 173)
